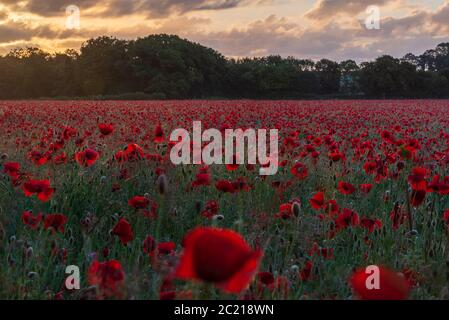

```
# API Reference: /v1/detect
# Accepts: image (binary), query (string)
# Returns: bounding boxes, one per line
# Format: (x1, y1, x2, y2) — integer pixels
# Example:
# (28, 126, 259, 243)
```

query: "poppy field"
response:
(1, 100, 449, 300)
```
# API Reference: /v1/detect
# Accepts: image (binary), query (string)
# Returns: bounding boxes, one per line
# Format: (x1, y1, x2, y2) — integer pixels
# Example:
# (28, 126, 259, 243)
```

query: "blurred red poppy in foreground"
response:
(88, 259, 125, 298)
(22, 179, 54, 202)
(75, 148, 99, 167)
(350, 266, 411, 300)
(176, 227, 263, 294)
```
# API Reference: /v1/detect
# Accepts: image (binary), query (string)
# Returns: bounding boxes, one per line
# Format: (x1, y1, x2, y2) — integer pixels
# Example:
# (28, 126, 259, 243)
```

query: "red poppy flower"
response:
(232, 177, 251, 192)
(399, 145, 416, 160)
(350, 266, 411, 300)
(75, 148, 99, 167)
(3, 162, 20, 178)
(256, 272, 289, 297)
(215, 180, 235, 193)
(116, 144, 145, 162)
(21, 211, 43, 229)
(300, 260, 313, 281)
(157, 242, 176, 255)
(112, 218, 134, 245)
(153, 124, 165, 143)
(143, 235, 156, 254)
(275, 203, 294, 219)
(291, 162, 308, 179)
(257, 271, 275, 288)
(23, 179, 54, 202)
(324, 199, 340, 218)
(62, 126, 77, 140)
(309, 191, 325, 210)
(54, 153, 67, 165)
(427, 175, 449, 195)
(381, 130, 396, 144)
(338, 181, 356, 195)
(363, 161, 377, 175)
(128, 196, 150, 209)
(44, 214, 68, 233)
(360, 217, 382, 234)
(98, 123, 114, 136)
(360, 183, 373, 194)
(329, 150, 343, 162)
(226, 155, 239, 171)
(28, 151, 47, 166)
(192, 173, 211, 187)
(408, 167, 428, 190)
(88, 259, 125, 298)
(201, 200, 219, 219)
(335, 208, 360, 230)
(176, 227, 263, 294)
(411, 189, 426, 207)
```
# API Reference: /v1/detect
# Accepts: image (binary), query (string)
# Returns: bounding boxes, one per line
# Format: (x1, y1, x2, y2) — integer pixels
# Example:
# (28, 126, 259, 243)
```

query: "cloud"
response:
(305, 0, 392, 20)
(0, 8, 8, 21)
(2, 0, 449, 62)
(1, 0, 257, 17)
(190, 15, 350, 58)
(0, 20, 58, 43)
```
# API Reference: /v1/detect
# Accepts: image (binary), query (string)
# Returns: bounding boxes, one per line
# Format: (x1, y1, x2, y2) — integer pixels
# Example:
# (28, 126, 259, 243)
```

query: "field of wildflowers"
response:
(1, 100, 448, 300)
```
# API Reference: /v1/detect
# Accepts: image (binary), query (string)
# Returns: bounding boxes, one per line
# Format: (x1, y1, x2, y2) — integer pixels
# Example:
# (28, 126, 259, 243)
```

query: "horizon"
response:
(0, 1, 449, 62)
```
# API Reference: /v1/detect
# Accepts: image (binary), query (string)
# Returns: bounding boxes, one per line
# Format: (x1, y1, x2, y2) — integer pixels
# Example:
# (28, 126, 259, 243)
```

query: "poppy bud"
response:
(27, 271, 38, 279)
(213, 214, 225, 221)
(156, 174, 168, 195)
(292, 202, 301, 217)
(407, 229, 419, 237)
(100, 176, 107, 183)
(81, 217, 91, 228)
(26, 247, 34, 259)
(9, 235, 16, 244)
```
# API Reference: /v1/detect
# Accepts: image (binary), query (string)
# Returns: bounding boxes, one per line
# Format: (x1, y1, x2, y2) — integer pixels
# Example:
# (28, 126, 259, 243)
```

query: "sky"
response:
(0, 0, 448, 61)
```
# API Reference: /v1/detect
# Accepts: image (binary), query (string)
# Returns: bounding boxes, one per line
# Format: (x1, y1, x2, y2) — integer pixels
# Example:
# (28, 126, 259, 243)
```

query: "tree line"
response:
(1, 34, 449, 99)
